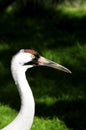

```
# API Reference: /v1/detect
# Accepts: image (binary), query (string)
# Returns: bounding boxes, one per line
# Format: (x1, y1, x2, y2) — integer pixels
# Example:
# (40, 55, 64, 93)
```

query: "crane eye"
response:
(31, 54, 35, 59)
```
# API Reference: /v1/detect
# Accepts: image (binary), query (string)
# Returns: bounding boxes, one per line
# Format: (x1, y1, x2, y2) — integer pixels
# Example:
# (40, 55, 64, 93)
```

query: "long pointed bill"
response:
(38, 56, 72, 73)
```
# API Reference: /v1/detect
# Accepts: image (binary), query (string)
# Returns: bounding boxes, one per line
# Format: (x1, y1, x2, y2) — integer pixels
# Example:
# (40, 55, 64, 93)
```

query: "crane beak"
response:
(38, 56, 72, 73)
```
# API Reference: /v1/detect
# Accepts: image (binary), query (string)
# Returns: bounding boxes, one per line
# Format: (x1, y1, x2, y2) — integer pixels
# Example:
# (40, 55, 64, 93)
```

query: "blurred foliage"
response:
(0, 0, 86, 12)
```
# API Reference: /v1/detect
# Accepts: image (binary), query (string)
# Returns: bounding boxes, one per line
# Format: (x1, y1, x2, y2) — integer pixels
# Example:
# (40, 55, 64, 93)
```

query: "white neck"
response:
(2, 62, 35, 130)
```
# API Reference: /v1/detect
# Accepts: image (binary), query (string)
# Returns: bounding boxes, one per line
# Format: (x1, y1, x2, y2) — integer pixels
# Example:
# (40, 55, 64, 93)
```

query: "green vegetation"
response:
(0, 104, 70, 130)
(0, 2, 86, 130)
(57, 2, 86, 17)
(0, 104, 17, 128)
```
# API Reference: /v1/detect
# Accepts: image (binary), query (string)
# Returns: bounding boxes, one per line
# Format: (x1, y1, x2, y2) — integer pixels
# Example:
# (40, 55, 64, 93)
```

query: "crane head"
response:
(12, 49, 71, 73)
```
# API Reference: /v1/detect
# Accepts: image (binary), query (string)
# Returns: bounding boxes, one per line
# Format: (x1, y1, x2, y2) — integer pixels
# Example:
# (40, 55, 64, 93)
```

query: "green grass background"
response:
(0, 3, 86, 130)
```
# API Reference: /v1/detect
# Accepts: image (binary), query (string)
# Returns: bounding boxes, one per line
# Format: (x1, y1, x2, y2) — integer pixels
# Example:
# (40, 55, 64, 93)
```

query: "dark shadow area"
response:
(36, 99, 86, 130)
(0, 7, 86, 49)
